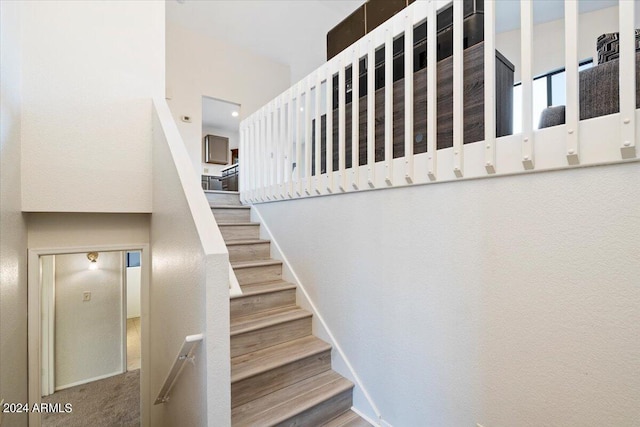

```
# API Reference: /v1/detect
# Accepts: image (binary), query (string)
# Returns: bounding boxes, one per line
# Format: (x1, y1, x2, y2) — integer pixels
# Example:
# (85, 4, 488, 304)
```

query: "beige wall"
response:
(150, 101, 230, 426)
(20, 0, 164, 213)
(27, 213, 150, 249)
(166, 22, 291, 178)
(0, 1, 28, 425)
(54, 252, 124, 389)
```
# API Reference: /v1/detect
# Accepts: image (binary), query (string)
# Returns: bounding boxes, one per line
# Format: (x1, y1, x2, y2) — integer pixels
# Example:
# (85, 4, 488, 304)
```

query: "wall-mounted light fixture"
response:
(87, 252, 99, 270)
(231, 111, 239, 117)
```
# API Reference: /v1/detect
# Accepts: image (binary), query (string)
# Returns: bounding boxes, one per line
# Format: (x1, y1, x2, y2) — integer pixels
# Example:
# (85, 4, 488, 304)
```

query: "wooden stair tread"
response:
(218, 222, 260, 227)
(231, 259, 282, 269)
(232, 370, 353, 426)
(211, 205, 251, 209)
(226, 239, 270, 246)
(235, 280, 296, 297)
(231, 336, 331, 383)
(231, 306, 310, 335)
(323, 410, 372, 427)
(205, 190, 239, 194)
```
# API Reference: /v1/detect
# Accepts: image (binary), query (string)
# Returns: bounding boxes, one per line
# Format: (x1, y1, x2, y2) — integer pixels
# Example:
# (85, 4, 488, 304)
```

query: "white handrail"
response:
(154, 334, 204, 405)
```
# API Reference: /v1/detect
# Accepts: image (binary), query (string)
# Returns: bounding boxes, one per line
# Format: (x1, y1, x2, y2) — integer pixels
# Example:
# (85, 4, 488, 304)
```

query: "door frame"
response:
(28, 243, 150, 427)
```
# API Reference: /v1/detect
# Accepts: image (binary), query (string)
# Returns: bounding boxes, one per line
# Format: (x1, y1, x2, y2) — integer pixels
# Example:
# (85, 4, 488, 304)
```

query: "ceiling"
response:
(168, 0, 619, 84)
(202, 96, 241, 133)
(166, 0, 366, 83)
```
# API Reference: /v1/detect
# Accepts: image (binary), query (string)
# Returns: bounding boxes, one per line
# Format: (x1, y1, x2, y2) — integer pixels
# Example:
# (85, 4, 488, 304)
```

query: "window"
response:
(126, 251, 141, 268)
(512, 59, 593, 132)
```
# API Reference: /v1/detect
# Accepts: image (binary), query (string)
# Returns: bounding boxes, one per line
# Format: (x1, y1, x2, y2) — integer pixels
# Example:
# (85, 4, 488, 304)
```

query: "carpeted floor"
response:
(42, 369, 140, 427)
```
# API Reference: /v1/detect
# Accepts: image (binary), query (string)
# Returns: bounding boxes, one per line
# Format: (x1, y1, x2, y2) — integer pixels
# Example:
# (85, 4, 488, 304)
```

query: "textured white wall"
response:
(151, 100, 230, 426)
(20, 0, 164, 212)
(0, 1, 28, 425)
(166, 23, 290, 177)
(54, 252, 124, 389)
(127, 266, 142, 319)
(255, 162, 640, 427)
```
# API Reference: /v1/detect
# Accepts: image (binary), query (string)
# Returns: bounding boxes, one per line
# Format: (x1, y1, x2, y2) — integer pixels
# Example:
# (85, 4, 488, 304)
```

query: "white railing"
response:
(155, 334, 203, 405)
(240, 0, 638, 204)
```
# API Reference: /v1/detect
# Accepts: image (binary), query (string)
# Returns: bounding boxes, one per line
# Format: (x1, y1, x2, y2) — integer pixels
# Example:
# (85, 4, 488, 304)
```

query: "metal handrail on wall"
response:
(154, 334, 203, 405)
(240, 0, 638, 205)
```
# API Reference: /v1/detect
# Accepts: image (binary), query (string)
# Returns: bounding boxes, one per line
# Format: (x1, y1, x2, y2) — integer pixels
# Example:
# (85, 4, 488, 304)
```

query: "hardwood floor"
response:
(209, 192, 371, 427)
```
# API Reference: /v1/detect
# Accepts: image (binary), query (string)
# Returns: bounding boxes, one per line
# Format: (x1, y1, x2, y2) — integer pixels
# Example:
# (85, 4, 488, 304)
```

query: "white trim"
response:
(55, 370, 125, 392)
(252, 207, 382, 421)
(122, 251, 128, 374)
(351, 406, 383, 427)
(40, 255, 55, 397)
(28, 243, 150, 427)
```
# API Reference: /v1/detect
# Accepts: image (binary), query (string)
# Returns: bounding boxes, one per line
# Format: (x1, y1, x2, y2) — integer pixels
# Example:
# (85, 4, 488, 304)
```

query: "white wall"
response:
(127, 266, 142, 319)
(20, 0, 164, 213)
(54, 252, 124, 389)
(166, 22, 291, 177)
(202, 126, 239, 176)
(151, 100, 230, 426)
(255, 162, 640, 427)
(496, 5, 640, 82)
(27, 213, 150, 249)
(0, 1, 28, 425)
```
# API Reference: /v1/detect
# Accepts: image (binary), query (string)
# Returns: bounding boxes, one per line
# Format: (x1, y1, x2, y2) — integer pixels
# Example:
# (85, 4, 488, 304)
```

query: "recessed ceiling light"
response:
(231, 111, 239, 117)
(300, 107, 304, 112)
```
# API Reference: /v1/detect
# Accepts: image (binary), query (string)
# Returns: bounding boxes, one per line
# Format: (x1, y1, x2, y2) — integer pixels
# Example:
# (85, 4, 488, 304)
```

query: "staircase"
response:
(205, 190, 371, 427)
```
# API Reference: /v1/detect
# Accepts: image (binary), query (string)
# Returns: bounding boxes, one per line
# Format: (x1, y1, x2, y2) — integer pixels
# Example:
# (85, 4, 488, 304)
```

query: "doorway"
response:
(28, 245, 148, 427)
(201, 96, 241, 191)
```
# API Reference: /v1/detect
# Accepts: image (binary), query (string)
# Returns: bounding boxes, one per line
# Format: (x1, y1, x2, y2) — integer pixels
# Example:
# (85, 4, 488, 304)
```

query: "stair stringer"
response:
(251, 206, 382, 427)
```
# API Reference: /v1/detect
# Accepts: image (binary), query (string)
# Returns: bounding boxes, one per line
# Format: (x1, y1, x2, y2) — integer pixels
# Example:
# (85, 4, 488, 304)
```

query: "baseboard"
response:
(54, 369, 124, 391)
(252, 206, 382, 422)
(352, 406, 383, 427)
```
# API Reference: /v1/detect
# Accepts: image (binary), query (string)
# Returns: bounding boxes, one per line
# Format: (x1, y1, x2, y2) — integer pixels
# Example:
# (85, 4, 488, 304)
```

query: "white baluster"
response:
(619, 0, 637, 159)
(352, 45, 360, 190)
(367, 38, 376, 188)
(521, 0, 534, 170)
(453, 0, 464, 178)
(404, 7, 414, 183)
(484, 0, 497, 174)
(384, 28, 393, 186)
(427, 0, 437, 181)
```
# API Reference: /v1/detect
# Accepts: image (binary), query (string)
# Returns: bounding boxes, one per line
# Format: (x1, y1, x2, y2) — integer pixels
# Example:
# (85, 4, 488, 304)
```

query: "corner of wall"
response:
(0, 0, 28, 425)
